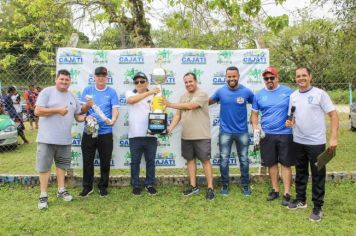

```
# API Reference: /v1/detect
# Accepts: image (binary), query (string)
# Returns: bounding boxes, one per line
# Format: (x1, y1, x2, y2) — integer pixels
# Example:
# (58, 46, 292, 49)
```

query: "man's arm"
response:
(80, 100, 93, 114)
(327, 110, 339, 151)
(208, 98, 216, 105)
(105, 107, 119, 126)
(164, 100, 200, 110)
(167, 110, 181, 133)
(127, 88, 160, 104)
(251, 111, 259, 130)
(74, 114, 86, 122)
(34, 106, 68, 117)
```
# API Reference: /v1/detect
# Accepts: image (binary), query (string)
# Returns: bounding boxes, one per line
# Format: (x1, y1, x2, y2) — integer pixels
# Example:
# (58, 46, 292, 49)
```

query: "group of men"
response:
(34, 65, 338, 222)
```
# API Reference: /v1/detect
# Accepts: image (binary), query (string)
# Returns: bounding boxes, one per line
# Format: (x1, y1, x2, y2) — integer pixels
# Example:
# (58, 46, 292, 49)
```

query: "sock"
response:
(58, 187, 66, 193)
(40, 192, 48, 198)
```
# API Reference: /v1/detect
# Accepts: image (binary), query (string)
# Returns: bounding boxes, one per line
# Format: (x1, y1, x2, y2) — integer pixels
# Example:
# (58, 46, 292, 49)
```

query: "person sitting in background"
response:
(3, 86, 30, 144)
(11, 86, 22, 116)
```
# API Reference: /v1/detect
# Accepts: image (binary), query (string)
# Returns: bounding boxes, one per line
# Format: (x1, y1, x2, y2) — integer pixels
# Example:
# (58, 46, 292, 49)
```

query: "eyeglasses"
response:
(134, 80, 146, 85)
(263, 76, 275, 81)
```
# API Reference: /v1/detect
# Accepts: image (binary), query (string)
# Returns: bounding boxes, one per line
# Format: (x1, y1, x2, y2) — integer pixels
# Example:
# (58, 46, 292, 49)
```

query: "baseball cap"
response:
(95, 66, 108, 75)
(133, 72, 148, 80)
(262, 67, 279, 77)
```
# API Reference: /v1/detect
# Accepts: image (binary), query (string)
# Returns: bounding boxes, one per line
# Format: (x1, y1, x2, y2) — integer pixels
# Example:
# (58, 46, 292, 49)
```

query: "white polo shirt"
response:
(289, 87, 335, 145)
(125, 90, 153, 138)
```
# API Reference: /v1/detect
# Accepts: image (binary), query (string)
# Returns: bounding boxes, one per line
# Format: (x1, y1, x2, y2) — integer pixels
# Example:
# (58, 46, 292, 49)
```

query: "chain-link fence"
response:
(0, 46, 355, 161)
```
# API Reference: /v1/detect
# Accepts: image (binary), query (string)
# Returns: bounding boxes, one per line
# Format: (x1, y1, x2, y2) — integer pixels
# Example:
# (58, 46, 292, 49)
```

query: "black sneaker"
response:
(267, 189, 279, 201)
(145, 186, 157, 196)
(183, 185, 200, 196)
(206, 188, 215, 201)
(99, 188, 108, 197)
(309, 207, 323, 222)
(79, 188, 93, 197)
(282, 193, 291, 206)
(132, 187, 142, 196)
(288, 199, 307, 209)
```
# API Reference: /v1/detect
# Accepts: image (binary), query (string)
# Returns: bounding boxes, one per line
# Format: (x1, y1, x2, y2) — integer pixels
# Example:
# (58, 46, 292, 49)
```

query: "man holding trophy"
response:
(79, 66, 119, 197)
(126, 72, 161, 196)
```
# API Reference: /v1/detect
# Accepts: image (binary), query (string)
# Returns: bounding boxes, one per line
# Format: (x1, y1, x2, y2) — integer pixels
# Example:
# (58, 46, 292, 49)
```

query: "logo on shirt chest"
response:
(308, 96, 314, 104)
(236, 97, 245, 104)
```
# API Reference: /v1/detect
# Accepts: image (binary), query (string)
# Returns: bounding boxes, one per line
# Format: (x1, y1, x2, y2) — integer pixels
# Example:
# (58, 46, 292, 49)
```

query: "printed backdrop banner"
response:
(56, 48, 269, 169)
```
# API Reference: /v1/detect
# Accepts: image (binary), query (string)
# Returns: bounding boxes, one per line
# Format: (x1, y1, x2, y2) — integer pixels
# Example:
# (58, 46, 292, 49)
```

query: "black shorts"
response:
(181, 139, 211, 161)
(260, 134, 295, 167)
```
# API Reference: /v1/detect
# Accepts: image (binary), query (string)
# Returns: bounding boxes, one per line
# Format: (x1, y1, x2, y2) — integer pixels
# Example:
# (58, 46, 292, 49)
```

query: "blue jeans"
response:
(129, 137, 157, 188)
(219, 132, 250, 187)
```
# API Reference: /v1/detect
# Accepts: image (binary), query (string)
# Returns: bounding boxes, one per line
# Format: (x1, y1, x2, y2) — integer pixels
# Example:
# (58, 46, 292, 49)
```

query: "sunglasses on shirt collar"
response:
(263, 76, 276, 81)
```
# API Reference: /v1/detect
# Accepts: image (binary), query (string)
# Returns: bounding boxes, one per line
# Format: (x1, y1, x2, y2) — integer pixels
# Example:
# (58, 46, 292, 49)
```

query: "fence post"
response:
(349, 83, 353, 105)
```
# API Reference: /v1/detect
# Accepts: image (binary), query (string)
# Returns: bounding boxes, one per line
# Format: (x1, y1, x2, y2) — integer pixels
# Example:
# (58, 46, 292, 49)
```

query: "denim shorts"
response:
(36, 143, 71, 172)
(181, 139, 211, 161)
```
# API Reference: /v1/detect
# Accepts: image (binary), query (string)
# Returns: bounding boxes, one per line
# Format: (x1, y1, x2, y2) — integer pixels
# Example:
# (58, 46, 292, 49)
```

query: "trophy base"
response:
(147, 113, 167, 135)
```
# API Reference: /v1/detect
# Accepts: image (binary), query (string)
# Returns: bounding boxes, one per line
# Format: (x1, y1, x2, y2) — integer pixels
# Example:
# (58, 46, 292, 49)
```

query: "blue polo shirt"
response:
(211, 84, 254, 133)
(81, 85, 119, 135)
(252, 85, 292, 134)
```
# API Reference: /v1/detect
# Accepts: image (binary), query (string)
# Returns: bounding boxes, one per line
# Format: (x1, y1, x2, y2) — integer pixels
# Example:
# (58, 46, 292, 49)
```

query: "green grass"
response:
(1, 114, 355, 175)
(0, 181, 355, 235)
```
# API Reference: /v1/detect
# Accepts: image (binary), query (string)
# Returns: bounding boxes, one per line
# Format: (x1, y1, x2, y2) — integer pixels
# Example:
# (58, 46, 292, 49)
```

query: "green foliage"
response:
(0, 0, 76, 84)
(154, 0, 289, 49)
(328, 89, 356, 104)
(90, 27, 134, 50)
(265, 14, 289, 34)
(265, 19, 339, 83)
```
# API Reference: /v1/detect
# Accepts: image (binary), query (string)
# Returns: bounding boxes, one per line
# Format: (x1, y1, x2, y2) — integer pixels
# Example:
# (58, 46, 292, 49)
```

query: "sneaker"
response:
(57, 190, 73, 201)
(288, 199, 307, 209)
(183, 185, 200, 196)
(132, 187, 142, 196)
(267, 189, 280, 201)
(38, 196, 48, 210)
(243, 186, 251, 196)
(220, 185, 229, 196)
(206, 188, 215, 201)
(282, 193, 291, 206)
(79, 188, 93, 197)
(309, 208, 323, 222)
(99, 189, 108, 197)
(145, 186, 157, 196)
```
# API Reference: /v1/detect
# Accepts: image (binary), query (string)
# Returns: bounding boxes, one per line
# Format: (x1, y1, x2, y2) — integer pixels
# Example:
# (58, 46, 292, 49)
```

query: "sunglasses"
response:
(263, 76, 275, 81)
(134, 80, 146, 85)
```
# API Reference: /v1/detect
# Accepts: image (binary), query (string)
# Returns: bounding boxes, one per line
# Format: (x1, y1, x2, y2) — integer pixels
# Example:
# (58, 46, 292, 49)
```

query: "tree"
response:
(0, 0, 76, 85)
(152, 0, 288, 49)
(264, 19, 339, 84)
(69, 0, 154, 47)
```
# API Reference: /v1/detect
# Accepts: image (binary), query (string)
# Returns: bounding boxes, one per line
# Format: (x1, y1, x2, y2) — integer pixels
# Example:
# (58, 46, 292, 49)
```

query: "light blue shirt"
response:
(252, 85, 292, 134)
(81, 85, 119, 135)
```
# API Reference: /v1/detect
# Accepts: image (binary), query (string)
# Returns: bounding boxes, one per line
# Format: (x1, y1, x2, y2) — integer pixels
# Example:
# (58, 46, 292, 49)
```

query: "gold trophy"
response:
(147, 57, 168, 134)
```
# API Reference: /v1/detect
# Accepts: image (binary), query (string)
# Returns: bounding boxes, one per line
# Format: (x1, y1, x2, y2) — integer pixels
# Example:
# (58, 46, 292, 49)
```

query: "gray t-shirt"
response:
(289, 87, 335, 145)
(36, 86, 81, 145)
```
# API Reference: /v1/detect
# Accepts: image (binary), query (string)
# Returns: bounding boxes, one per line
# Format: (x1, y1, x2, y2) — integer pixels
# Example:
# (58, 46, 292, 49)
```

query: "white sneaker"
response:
(57, 190, 73, 202)
(38, 196, 48, 210)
